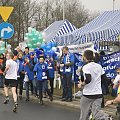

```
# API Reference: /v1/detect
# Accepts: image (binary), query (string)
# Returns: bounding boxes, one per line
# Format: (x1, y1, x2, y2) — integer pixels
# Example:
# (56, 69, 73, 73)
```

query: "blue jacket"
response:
(16, 58, 24, 75)
(62, 53, 75, 74)
(34, 62, 48, 81)
(23, 58, 34, 81)
(47, 61, 55, 78)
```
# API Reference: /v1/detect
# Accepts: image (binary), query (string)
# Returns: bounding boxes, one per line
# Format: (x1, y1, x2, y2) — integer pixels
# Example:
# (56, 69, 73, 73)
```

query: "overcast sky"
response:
(80, 0, 120, 12)
(34, 0, 120, 12)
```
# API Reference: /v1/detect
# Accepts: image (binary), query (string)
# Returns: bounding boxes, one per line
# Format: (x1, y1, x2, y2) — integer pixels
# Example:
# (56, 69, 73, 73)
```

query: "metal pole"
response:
(5, 39, 7, 48)
(63, 0, 65, 20)
(113, 0, 115, 11)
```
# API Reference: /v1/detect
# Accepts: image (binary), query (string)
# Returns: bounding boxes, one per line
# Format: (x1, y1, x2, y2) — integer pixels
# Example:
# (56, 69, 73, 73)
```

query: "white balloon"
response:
(7, 44, 11, 49)
(42, 32, 46, 39)
(43, 39, 46, 42)
(7, 49, 12, 52)
(24, 37, 29, 42)
(52, 47, 57, 52)
(28, 27, 32, 33)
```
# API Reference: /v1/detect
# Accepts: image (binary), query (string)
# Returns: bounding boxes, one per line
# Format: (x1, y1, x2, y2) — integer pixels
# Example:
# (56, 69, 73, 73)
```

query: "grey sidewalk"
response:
(0, 88, 118, 119)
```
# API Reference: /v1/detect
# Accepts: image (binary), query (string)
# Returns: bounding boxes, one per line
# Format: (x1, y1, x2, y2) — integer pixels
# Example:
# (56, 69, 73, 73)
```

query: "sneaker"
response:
(19, 95, 22, 100)
(49, 96, 53, 101)
(3, 97, 9, 104)
(13, 103, 18, 113)
(107, 115, 114, 120)
(39, 100, 43, 105)
(66, 98, 72, 102)
(61, 98, 66, 101)
(25, 98, 29, 101)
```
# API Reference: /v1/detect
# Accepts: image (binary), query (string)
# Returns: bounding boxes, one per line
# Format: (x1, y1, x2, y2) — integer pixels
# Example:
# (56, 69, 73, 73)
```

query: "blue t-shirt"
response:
(34, 62, 48, 81)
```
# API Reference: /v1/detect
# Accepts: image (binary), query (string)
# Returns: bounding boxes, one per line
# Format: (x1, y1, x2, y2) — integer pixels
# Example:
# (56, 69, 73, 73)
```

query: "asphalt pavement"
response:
(0, 95, 80, 120)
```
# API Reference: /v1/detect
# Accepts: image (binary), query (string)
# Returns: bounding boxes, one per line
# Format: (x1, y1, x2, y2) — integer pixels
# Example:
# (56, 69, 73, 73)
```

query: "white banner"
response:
(58, 42, 94, 53)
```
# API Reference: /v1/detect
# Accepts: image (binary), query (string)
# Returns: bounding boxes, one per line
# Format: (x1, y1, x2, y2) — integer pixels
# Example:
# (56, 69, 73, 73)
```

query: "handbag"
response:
(24, 74, 29, 82)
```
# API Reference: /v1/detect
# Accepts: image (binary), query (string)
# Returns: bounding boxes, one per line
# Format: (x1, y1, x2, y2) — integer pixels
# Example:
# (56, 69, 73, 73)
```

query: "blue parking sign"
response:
(0, 22, 14, 39)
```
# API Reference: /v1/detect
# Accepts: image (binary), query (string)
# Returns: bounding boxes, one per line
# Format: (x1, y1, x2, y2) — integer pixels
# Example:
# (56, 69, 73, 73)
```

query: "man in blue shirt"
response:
(47, 57, 55, 95)
(23, 55, 34, 101)
(60, 46, 74, 102)
(34, 56, 53, 104)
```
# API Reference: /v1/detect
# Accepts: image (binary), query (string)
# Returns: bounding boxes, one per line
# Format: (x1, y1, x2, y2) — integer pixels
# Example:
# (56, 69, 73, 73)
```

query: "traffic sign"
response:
(0, 7, 14, 22)
(0, 22, 14, 39)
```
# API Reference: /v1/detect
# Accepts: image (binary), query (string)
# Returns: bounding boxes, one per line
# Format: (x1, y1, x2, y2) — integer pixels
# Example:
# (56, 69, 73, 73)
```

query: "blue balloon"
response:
(47, 42, 52, 47)
(41, 43, 46, 49)
(51, 42, 57, 47)
(46, 45, 51, 51)
(34, 48, 39, 52)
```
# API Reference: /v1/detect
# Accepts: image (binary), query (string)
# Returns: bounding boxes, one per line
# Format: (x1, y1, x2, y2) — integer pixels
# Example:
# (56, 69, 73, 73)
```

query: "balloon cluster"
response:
(24, 27, 43, 49)
(0, 41, 11, 54)
(24, 27, 59, 59)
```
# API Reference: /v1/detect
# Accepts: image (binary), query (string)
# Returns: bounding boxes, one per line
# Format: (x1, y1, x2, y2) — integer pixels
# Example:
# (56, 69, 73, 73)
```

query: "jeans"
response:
(37, 80, 52, 101)
(25, 80, 33, 98)
(32, 78, 38, 96)
(0, 74, 4, 88)
(62, 73, 72, 100)
(42, 80, 48, 93)
(16, 77, 24, 96)
(49, 78, 54, 95)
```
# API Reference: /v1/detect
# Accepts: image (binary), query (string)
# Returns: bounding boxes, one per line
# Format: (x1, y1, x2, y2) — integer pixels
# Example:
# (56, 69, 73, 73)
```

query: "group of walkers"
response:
(0, 46, 75, 112)
(0, 45, 119, 120)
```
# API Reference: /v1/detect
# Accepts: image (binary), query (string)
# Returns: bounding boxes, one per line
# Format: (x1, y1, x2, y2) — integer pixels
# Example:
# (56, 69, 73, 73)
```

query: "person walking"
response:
(60, 46, 74, 102)
(0, 53, 6, 88)
(34, 56, 53, 104)
(16, 52, 25, 99)
(47, 57, 55, 95)
(3, 52, 18, 112)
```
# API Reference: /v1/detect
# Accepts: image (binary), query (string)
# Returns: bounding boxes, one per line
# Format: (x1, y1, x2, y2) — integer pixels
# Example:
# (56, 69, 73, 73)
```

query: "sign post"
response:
(0, 6, 14, 50)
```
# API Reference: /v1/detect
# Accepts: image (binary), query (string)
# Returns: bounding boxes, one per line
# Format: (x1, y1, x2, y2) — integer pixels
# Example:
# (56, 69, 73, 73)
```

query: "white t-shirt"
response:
(5, 59, 18, 80)
(82, 62, 105, 95)
(113, 74, 120, 85)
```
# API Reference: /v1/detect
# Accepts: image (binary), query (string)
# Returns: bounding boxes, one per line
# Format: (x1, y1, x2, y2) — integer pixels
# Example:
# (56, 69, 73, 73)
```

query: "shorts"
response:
(4, 79, 17, 87)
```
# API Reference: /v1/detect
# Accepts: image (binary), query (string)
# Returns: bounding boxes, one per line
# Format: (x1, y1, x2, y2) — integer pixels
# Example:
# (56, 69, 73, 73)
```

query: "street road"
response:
(0, 95, 79, 120)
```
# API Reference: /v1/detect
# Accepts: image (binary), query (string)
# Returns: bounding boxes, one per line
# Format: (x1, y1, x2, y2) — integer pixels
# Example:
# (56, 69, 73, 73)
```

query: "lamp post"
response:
(63, 0, 65, 20)
(113, 0, 115, 11)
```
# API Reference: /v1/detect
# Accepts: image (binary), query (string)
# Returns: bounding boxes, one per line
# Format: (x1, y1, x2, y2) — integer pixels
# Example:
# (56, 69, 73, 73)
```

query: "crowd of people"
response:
(0, 46, 75, 112)
(0, 45, 119, 120)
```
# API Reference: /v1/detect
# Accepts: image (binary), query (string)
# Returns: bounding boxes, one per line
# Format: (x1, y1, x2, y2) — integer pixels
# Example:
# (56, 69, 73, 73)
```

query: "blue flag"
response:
(100, 50, 120, 79)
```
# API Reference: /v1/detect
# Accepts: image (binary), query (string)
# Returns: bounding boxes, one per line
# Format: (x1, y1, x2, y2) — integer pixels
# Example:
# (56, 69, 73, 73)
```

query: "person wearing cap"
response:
(34, 56, 53, 104)
(105, 67, 120, 106)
